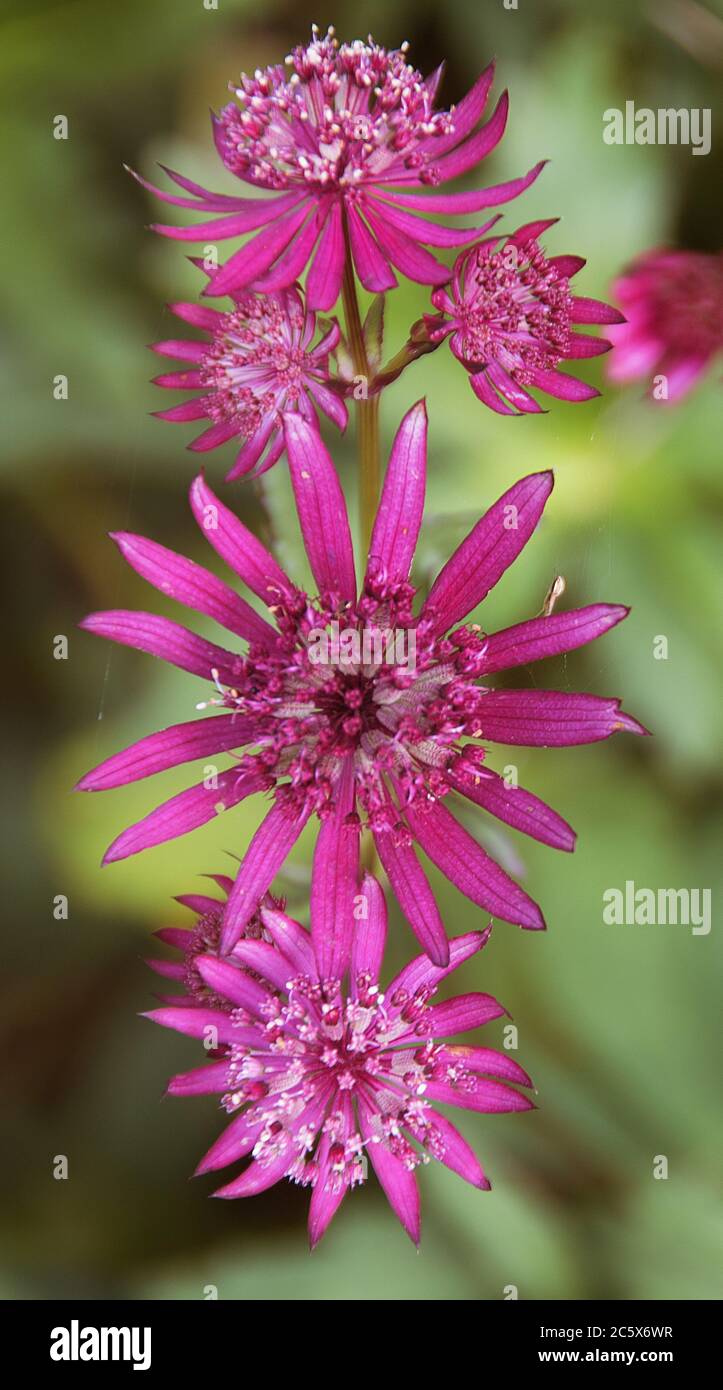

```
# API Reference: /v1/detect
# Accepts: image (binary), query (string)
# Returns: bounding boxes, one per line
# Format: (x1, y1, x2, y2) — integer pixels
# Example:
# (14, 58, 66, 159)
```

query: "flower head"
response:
(426, 222, 625, 413)
(133, 29, 545, 310)
(607, 248, 723, 401)
(78, 401, 646, 971)
(151, 285, 346, 479)
(147, 873, 282, 1006)
(145, 874, 534, 1245)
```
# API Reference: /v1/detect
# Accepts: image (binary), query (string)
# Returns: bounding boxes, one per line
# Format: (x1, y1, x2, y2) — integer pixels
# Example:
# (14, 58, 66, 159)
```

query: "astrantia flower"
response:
(145, 873, 534, 1245)
(607, 247, 723, 401)
(78, 401, 645, 969)
(151, 285, 347, 479)
(425, 221, 625, 414)
(133, 28, 545, 310)
(147, 873, 282, 1006)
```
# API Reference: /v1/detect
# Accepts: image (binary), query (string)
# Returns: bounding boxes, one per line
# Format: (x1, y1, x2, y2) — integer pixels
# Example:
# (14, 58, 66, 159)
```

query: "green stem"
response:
(341, 229, 380, 556)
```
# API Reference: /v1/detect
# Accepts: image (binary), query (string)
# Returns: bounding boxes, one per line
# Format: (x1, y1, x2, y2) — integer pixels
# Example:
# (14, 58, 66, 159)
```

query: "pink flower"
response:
(607, 247, 723, 401)
(147, 873, 282, 1006)
(145, 873, 534, 1246)
(133, 28, 545, 310)
(425, 222, 624, 413)
(78, 401, 646, 970)
(151, 285, 347, 479)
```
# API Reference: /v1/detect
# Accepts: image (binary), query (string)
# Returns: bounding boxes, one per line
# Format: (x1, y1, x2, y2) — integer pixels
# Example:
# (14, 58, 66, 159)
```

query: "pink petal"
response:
(79, 610, 245, 687)
(195, 1111, 257, 1175)
(310, 758, 359, 980)
(346, 205, 399, 292)
(450, 768, 576, 853)
(260, 907, 317, 977)
(431, 92, 508, 181)
(204, 202, 313, 298)
(167, 1062, 234, 1097)
(526, 367, 599, 402)
(386, 929, 489, 1001)
(195, 954, 274, 1017)
(308, 1093, 354, 1247)
(473, 688, 649, 745)
(350, 873, 388, 992)
(482, 604, 629, 672)
(439, 1044, 532, 1088)
(570, 296, 625, 325)
(363, 205, 451, 286)
(367, 400, 427, 587)
(221, 800, 312, 951)
(419, 1111, 490, 1188)
(189, 473, 293, 608)
(425, 1077, 534, 1114)
(150, 192, 305, 235)
(251, 203, 326, 292)
(103, 768, 265, 863)
(76, 713, 255, 791)
(284, 414, 357, 604)
(143, 1006, 258, 1047)
(365, 195, 499, 248)
(358, 1099, 421, 1245)
(381, 160, 545, 214)
(110, 532, 277, 646)
(422, 471, 554, 636)
(372, 826, 449, 966)
(305, 200, 345, 310)
(421, 991, 506, 1034)
(404, 799, 545, 930)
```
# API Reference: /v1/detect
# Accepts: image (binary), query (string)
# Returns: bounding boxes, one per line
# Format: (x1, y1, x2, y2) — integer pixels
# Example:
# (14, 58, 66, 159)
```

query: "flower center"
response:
(454, 240, 573, 378)
(216, 28, 454, 192)
(200, 295, 311, 429)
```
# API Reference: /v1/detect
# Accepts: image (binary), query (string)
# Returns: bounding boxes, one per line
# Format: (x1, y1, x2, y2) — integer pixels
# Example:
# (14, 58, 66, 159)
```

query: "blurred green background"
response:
(3, 0, 722, 1300)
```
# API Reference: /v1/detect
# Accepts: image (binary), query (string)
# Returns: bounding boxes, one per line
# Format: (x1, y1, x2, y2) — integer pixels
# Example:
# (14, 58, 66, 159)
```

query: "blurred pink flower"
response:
(607, 248, 723, 401)
(133, 28, 544, 309)
(151, 285, 346, 479)
(146, 874, 534, 1246)
(426, 221, 624, 414)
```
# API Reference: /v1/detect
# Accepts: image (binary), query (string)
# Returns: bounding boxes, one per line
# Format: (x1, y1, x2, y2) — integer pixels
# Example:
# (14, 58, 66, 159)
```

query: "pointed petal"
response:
(110, 532, 277, 646)
(471, 689, 649, 746)
(372, 827, 449, 966)
(359, 1100, 421, 1243)
(189, 473, 292, 608)
(450, 768, 576, 852)
(346, 205, 399, 292)
(482, 604, 629, 672)
(260, 908, 316, 976)
(367, 401, 427, 587)
(103, 768, 265, 863)
(381, 160, 545, 214)
(222, 800, 312, 951)
(79, 610, 245, 687)
(422, 472, 554, 636)
(284, 414, 356, 603)
(76, 713, 255, 791)
(404, 800, 545, 930)
(350, 873, 388, 993)
(305, 201, 345, 310)
(195, 954, 274, 1017)
(311, 758, 359, 980)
